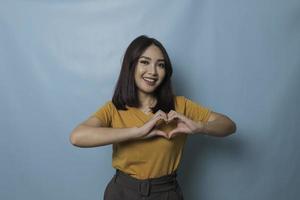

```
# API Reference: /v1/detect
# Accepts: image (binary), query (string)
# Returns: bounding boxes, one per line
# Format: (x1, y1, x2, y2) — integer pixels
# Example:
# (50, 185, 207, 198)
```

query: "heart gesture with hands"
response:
(137, 109, 205, 140)
(137, 110, 169, 139)
(167, 110, 204, 139)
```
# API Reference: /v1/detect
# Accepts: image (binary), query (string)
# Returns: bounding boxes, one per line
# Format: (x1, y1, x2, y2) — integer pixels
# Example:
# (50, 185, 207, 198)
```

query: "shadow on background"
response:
(178, 133, 246, 199)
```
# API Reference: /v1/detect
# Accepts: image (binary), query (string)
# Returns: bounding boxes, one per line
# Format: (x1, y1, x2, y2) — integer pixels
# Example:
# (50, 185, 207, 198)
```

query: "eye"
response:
(158, 63, 165, 68)
(140, 60, 149, 65)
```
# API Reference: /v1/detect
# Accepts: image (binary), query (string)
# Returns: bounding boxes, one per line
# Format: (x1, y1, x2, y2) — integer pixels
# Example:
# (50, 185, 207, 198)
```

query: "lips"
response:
(143, 77, 157, 86)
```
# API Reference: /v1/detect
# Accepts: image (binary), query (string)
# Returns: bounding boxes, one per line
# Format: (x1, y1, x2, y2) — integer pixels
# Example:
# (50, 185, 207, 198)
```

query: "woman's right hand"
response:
(135, 110, 169, 139)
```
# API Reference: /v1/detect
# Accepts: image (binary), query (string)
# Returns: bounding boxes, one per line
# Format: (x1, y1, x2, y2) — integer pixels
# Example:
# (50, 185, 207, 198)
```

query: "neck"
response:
(138, 92, 157, 109)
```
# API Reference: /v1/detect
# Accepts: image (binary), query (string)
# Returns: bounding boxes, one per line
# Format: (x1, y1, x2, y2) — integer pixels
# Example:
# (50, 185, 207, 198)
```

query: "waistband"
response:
(113, 169, 178, 197)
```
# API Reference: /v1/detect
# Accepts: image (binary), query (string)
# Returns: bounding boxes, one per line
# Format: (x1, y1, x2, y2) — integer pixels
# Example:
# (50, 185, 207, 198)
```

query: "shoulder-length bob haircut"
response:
(112, 35, 175, 113)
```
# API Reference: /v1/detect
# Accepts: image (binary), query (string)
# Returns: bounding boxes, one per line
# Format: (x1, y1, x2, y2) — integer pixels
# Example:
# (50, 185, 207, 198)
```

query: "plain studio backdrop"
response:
(1, 0, 299, 200)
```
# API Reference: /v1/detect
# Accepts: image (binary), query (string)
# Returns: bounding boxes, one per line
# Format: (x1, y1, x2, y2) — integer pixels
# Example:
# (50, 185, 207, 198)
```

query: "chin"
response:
(142, 89, 156, 94)
(139, 87, 158, 94)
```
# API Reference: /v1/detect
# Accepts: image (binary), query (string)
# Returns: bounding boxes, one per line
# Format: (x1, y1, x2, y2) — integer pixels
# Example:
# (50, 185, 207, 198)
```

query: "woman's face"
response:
(134, 44, 166, 95)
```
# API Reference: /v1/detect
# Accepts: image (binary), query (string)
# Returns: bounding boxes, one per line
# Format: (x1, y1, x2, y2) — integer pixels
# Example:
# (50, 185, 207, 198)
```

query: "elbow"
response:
(207, 114, 237, 138)
(69, 129, 81, 147)
(216, 115, 236, 137)
(225, 119, 237, 137)
(230, 121, 237, 134)
(69, 132, 77, 146)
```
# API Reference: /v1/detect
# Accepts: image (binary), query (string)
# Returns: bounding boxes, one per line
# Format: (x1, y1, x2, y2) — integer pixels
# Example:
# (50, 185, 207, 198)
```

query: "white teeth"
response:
(143, 78, 156, 82)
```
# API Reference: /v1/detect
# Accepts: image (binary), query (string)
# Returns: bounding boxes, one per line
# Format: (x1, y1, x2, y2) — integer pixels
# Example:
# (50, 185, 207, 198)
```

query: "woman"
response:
(70, 35, 236, 200)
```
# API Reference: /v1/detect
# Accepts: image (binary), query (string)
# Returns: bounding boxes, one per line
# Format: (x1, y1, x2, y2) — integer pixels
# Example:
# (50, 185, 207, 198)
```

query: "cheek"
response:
(134, 66, 141, 78)
(159, 69, 166, 79)
(135, 65, 146, 76)
(134, 68, 146, 85)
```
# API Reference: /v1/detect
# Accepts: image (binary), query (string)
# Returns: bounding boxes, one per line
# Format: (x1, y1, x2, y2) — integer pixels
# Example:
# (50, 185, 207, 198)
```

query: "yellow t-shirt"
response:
(93, 96, 212, 179)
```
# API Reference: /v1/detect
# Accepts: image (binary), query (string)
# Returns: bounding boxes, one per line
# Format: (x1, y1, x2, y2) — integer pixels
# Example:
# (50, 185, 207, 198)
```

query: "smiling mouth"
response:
(143, 77, 157, 85)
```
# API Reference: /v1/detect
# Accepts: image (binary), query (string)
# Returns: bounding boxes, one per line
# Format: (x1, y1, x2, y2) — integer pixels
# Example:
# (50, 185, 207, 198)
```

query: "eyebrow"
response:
(139, 56, 165, 62)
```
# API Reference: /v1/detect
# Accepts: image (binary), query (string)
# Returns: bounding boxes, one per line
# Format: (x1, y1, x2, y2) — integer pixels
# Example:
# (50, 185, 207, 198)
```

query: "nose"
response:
(148, 63, 157, 75)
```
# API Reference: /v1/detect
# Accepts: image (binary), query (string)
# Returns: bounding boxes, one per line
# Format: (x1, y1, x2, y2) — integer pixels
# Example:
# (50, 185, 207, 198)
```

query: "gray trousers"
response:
(103, 169, 184, 200)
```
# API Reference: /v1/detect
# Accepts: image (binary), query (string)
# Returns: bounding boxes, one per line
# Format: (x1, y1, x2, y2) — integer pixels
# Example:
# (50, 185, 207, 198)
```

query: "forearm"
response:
(70, 125, 139, 148)
(198, 116, 236, 137)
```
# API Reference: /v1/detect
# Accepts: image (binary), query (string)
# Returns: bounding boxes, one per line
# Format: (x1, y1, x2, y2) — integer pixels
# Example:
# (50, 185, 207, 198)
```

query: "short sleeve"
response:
(93, 101, 114, 127)
(183, 97, 212, 123)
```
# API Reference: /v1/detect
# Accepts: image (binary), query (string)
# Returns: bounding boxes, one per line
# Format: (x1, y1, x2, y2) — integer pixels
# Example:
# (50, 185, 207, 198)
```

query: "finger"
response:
(142, 129, 158, 139)
(143, 113, 170, 135)
(169, 112, 191, 125)
(143, 129, 168, 139)
(168, 132, 177, 139)
(167, 110, 181, 118)
(168, 127, 177, 134)
(177, 118, 199, 131)
(168, 129, 179, 139)
(148, 112, 167, 126)
(155, 130, 169, 138)
(167, 113, 183, 122)
(166, 111, 177, 122)
(141, 117, 164, 136)
(155, 110, 168, 122)
(150, 110, 167, 123)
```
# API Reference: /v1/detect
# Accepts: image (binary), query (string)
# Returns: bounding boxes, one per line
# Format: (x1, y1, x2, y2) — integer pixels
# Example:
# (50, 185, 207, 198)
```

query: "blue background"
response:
(1, 0, 299, 199)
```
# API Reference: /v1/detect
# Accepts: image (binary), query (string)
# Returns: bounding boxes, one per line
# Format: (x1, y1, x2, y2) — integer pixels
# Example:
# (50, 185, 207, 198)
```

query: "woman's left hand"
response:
(167, 110, 205, 139)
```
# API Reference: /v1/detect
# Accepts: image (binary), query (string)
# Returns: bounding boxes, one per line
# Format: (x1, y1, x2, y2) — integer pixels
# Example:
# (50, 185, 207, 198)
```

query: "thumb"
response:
(155, 130, 169, 138)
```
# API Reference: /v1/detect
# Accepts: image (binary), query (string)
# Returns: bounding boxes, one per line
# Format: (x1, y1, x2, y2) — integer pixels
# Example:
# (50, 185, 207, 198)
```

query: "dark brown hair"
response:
(112, 35, 175, 113)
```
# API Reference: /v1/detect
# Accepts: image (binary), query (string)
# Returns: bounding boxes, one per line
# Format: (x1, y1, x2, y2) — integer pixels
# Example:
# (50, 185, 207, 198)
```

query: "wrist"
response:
(197, 122, 207, 134)
(130, 126, 142, 139)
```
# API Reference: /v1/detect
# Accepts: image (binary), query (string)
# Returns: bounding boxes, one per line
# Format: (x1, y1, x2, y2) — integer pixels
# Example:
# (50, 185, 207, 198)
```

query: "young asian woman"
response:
(70, 35, 236, 200)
